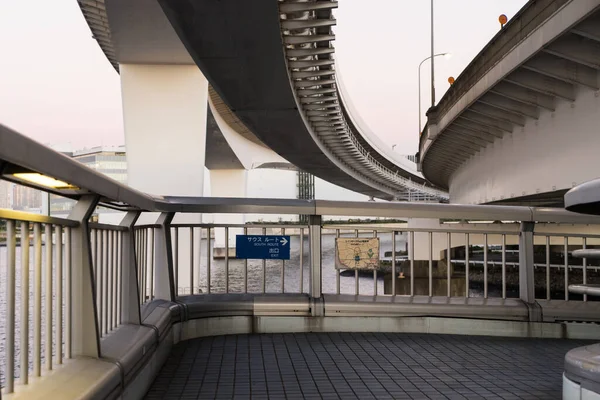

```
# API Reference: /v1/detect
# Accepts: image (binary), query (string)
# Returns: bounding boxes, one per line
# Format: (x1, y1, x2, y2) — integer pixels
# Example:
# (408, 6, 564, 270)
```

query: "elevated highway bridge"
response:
(78, 0, 447, 202)
(419, 0, 600, 206)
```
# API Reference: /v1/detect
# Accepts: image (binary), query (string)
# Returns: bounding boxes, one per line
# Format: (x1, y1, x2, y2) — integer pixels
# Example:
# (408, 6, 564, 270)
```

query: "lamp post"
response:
(418, 52, 451, 133)
(430, 0, 435, 107)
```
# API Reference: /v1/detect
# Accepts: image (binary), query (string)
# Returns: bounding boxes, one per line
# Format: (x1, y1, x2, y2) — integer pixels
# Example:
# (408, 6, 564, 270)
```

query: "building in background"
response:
(50, 146, 127, 214)
(73, 146, 127, 183)
(0, 180, 42, 211)
(0, 180, 10, 209)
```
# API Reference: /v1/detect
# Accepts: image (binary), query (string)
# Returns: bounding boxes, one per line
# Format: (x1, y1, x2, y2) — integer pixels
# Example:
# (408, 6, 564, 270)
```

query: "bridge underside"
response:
(157, 0, 390, 199)
(420, 3, 600, 204)
(488, 189, 569, 208)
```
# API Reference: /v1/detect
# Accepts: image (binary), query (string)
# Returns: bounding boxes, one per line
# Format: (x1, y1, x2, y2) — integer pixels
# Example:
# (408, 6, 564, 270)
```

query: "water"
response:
(0, 245, 65, 388)
(0, 232, 400, 388)
(172, 231, 401, 295)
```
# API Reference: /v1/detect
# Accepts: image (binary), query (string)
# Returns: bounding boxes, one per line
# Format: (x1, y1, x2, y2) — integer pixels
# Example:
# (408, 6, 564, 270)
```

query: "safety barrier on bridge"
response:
(2, 124, 600, 398)
(278, 0, 447, 202)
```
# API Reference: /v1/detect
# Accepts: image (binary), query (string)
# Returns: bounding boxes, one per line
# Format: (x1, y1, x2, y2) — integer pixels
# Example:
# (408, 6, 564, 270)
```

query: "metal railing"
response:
(2, 123, 600, 393)
(0, 210, 78, 392)
(90, 225, 125, 336)
(3, 200, 600, 393)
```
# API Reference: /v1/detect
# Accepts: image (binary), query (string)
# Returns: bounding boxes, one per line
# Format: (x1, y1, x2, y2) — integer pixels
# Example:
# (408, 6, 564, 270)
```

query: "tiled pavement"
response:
(145, 332, 591, 399)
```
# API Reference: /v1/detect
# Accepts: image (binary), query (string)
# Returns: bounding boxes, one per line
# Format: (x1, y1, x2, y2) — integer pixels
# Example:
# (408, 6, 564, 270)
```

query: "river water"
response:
(0, 231, 401, 387)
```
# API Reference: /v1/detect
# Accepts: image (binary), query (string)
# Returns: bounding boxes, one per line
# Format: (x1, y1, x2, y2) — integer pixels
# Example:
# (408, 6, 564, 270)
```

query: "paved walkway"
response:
(145, 332, 590, 399)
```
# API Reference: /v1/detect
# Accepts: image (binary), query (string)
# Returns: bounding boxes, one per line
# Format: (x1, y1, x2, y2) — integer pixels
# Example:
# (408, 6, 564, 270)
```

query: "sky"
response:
(0, 0, 527, 154)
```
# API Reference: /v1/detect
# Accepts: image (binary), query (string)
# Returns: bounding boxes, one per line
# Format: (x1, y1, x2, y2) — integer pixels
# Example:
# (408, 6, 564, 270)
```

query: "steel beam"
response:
(478, 93, 540, 119)
(571, 13, 600, 43)
(544, 34, 600, 70)
(504, 68, 575, 101)
(453, 117, 506, 138)
(523, 53, 599, 90)
(443, 127, 491, 146)
(459, 110, 514, 133)
(490, 81, 555, 111)
(469, 102, 526, 127)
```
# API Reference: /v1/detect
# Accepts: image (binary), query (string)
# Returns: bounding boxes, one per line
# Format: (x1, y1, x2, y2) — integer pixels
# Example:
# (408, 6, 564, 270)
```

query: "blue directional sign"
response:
(236, 235, 291, 260)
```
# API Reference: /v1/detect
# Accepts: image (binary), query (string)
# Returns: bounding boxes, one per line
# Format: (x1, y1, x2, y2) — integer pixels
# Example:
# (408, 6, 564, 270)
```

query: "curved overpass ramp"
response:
(418, 0, 600, 205)
(78, 0, 447, 201)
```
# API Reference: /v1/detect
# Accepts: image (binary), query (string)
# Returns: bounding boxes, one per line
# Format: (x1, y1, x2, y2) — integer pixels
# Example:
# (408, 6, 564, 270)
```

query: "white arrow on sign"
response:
(280, 237, 289, 246)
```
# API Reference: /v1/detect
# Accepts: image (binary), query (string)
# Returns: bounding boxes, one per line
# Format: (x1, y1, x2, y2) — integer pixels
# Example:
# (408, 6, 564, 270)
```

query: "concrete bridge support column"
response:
(210, 169, 248, 258)
(120, 64, 207, 294)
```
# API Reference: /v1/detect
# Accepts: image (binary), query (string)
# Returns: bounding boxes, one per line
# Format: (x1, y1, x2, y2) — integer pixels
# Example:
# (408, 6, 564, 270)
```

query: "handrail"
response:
(0, 208, 79, 227)
(3, 124, 600, 223)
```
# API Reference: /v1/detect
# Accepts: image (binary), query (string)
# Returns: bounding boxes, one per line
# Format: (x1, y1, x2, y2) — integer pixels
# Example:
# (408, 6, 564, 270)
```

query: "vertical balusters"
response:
(300, 228, 304, 294)
(65, 227, 72, 358)
(20, 221, 30, 383)
(546, 236, 551, 301)
(583, 237, 588, 302)
(99, 230, 105, 329)
(150, 228, 155, 300)
(116, 231, 124, 325)
(174, 227, 179, 295)
(244, 227, 248, 293)
(262, 227, 267, 293)
(112, 231, 121, 329)
(336, 229, 340, 294)
(136, 229, 142, 304)
(565, 236, 569, 301)
(465, 233, 470, 298)
(225, 227, 230, 293)
(189, 227, 194, 295)
(55, 225, 63, 365)
(143, 228, 148, 302)
(410, 231, 415, 297)
(103, 229, 108, 334)
(502, 234, 506, 300)
(391, 231, 396, 296)
(373, 230, 378, 296)
(33, 223, 42, 377)
(207, 227, 212, 294)
(281, 228, 285, 293)
(446, 232, 451, 297)
(107, 230, 113, 332)
(483, 234, 488, 299)
(6, 220, 16, 392)
(355, 229, 359, 296)
(45, 223, 53, 370)
(428, 232, 433, 297)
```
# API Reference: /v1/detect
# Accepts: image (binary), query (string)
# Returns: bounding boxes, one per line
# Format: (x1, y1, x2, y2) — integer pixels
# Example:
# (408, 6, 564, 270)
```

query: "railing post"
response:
(309, 215, 323, 316)
(119, 211, 141, 324)
(519, 222, 535, 303)
(68, 195, 100, 358)
(154, 212, 176, 301)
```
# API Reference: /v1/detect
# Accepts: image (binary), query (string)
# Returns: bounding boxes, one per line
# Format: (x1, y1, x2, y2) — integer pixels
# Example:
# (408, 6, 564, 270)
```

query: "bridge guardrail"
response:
(2, 123, 600, 393)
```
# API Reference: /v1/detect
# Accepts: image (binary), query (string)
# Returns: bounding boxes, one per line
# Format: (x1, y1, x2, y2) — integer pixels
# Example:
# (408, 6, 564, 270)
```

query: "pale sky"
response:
(0, 0, 527, 155)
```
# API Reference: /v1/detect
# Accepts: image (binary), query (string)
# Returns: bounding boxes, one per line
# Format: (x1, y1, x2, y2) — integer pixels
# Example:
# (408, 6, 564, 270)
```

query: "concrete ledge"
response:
(537, 300, 600, 322)
(324, 294, 529, 320)
(9, 294, 600, 399)
(100, 324, 157, 387)
(5, 357, 120, 400)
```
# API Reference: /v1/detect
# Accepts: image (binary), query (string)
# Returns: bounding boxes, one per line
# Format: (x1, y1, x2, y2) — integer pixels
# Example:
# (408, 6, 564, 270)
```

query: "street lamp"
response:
(418, 52, 451, 134)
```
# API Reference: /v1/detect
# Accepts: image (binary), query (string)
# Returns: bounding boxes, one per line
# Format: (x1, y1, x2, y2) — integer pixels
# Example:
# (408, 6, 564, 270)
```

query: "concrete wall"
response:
(449, 87, 600, 204)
